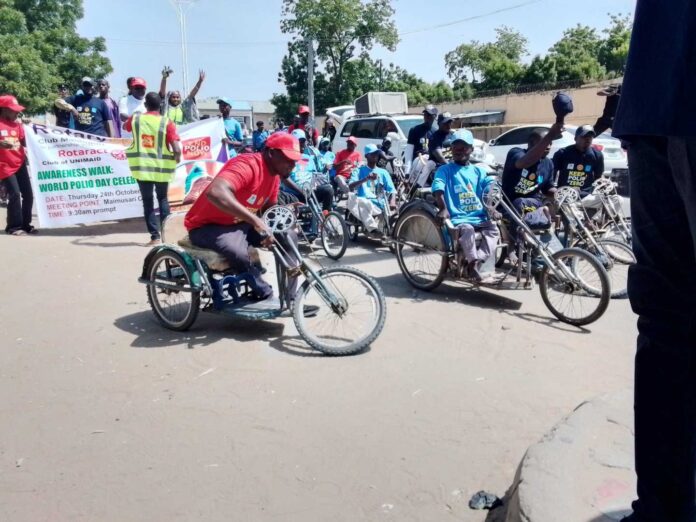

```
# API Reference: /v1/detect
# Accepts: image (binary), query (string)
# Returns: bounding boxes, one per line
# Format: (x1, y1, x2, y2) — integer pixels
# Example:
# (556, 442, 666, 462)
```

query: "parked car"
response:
(487, 124, 627, 175)
(325, 105, 355, 127)
(332, 113, 494, 167)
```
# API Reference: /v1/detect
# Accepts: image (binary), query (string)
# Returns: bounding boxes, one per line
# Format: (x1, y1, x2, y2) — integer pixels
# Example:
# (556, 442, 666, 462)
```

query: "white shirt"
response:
(118, 95, 146, 138)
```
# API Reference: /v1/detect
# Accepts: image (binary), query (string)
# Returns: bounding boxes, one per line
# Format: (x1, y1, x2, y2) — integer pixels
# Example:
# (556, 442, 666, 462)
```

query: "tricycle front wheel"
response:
(146, 249, 200, 331)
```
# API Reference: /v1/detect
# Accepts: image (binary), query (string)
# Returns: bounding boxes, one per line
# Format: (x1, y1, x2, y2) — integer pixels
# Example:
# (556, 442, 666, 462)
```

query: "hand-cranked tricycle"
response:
(138, 206, 387, 355)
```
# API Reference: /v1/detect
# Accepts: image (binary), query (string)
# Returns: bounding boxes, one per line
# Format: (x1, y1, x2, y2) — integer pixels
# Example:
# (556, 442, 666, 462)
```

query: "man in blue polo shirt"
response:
(347, 144, 395, 237)
(433, 129, 498, 282)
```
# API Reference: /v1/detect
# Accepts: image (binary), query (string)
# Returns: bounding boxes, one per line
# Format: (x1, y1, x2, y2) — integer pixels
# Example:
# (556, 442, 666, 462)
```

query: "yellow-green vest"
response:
(167, 105, 184, 125)
(126, 113, 177, 182)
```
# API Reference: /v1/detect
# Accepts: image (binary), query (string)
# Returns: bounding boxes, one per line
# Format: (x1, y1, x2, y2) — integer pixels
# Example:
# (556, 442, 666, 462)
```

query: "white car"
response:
(332, 113, 493, 168)
(488, 124, 627, 175)
(325, 105, 355, 127)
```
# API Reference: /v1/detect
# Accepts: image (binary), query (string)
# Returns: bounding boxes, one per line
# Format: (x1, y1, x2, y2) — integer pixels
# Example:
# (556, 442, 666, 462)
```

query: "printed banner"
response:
(24, 118, 229, 228)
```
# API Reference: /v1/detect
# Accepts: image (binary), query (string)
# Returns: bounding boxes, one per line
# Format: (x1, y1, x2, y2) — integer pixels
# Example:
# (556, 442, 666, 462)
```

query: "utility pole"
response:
(307, 36, 315, 119)
(170, 0, 198, 95)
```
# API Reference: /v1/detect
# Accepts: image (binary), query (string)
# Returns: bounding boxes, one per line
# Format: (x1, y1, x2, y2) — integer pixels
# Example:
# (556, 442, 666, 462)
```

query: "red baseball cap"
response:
(346, 136, 358, 145)
(0, 95, 25, 112)
(265, 132, 302, 161)
(298, 105, 310, 115)
(131, 78, 147, 88)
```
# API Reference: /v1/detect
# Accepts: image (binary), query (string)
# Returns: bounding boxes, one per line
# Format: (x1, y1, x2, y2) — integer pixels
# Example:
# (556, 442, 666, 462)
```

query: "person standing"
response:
(124, 92, 182, 246)
(217, 97, 243, 158)
(288, 105, 319, 144)
(407, 105, 438, 161)
(96, 79, 121, 138)
(252, 121, 269, 152)
(159, 67, 205, 125)
(0, 95, 35, 236)
(54, 84, 73, 129)
(119, 77, 147, 139)
(55, 77, 114, 137)
(612, 2, 696, 521)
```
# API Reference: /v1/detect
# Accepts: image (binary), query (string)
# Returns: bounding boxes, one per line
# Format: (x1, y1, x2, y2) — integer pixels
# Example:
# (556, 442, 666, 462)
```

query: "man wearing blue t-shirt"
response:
(217, 97, 243, 158)
(347, 144, 395, 237)
(433, 129, 498, 282)
(281, 129, 334, 211)
(55, 77, 114, 137)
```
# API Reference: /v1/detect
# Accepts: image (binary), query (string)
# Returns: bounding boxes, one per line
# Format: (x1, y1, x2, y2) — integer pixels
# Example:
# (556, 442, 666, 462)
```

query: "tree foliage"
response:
(548, 25, 605, 82)
(0, 0, 112, 114)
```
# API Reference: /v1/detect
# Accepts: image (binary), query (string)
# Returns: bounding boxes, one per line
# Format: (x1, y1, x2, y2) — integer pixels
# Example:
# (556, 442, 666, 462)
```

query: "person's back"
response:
(612, 3, 696, 522)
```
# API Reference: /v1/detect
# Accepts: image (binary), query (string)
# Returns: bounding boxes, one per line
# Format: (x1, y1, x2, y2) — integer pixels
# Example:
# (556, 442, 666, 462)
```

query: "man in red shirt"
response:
(333, 136, 362, 194)
(184, 133, 301, 300)
(287, 104, 319, 144)
(0, 95, 35, 236)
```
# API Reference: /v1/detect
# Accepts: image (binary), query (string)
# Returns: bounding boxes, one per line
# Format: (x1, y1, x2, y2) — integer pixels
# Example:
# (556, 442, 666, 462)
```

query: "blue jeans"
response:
(628, 137, 696, 522)
(137, 180, 170, 240)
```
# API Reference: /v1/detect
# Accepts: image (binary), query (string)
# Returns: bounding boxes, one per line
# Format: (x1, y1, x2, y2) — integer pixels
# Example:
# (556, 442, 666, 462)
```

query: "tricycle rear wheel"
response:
(146, 249, 200, 331)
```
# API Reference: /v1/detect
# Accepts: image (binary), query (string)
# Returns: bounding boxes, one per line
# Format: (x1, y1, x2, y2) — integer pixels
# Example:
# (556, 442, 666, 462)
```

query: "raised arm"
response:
(514, 122, 564, 170)
(188, 70, 205, 100)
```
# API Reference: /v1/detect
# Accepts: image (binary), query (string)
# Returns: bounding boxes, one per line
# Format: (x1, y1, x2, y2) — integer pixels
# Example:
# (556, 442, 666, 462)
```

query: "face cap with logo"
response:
(265, 133, 303, 161)
(450, 129, 475, 146)
(364, 143, 379, 156)
(130, 78, 146, 89)
(575, 125, 596, 138)
(0, 95, 26, 112)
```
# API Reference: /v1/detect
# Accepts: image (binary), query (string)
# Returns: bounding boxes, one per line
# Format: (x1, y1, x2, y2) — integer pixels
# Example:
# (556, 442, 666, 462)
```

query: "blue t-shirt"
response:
(223, 117, 243, 158)
(432, 162, 493, 226)
(320, 150, 335, 170)
(349, 166, 395, 208)
(501, 147, 555, 201)
(67, 94, 111, 136)
(252, 129, 269, 151)
(283, 147, 323, 195)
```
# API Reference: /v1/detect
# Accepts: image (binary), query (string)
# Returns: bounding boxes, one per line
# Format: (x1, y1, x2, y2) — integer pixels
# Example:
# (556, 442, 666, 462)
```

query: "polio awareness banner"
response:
(24, 118, 229, 228)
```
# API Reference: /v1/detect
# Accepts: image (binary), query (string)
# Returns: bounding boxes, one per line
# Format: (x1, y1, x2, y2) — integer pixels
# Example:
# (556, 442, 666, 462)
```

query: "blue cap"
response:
(451, 129, 474, 146)
(216, 97, 233, 107)
(291, 129, 306, 140)
(364, 143, 379, 155)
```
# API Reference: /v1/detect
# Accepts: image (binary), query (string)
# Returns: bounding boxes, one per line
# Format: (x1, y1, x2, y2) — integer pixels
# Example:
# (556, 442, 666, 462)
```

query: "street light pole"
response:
(170, 0, 198, 95)
(307, 36, 315, 120)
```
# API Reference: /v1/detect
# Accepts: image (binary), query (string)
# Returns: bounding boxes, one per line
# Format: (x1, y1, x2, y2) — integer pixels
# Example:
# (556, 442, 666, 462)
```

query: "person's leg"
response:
(136, 180, 158, 240)
(476, 221, 500, 262)
(456, 224, 477, 263)
(628, 136, 696, 522)
(334, 175, 350, 194)
(189, 223, 273, 299)
(154, 181, 170, 239)
(14, 164, 34, 231)
(2, 172, 23, 233)
(356, 198, 380, 231)
(314, 184, 334, 212)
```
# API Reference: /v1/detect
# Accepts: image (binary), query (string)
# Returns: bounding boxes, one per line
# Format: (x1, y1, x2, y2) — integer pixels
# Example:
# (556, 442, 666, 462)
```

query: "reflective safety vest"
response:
(126, 113, 177, 182)
(167, 105, 184, 125)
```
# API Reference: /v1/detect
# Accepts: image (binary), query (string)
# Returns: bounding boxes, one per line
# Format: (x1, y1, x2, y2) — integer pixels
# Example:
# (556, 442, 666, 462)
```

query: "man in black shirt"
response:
(428, 112, 454, 167)
(53, 84, 72, 128)
(613, 2, 696, 521)
(55, 77, 114, 137)
(553, 125, 604, 196)
(407, 104, 438, 160)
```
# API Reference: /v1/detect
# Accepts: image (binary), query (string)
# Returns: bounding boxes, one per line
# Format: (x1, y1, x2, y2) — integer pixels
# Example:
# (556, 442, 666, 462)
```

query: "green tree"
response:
(0, 0, 112, 114)
(598, 13, 632, 75)
(280, 0, 398, 102)
(548, 25, 605, 82)
(522, 55, 558, 86)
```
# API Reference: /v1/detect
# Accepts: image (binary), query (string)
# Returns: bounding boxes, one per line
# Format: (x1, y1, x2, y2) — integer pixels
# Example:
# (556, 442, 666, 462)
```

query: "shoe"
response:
(145, 238, 162, 247)
(23, 226, 38, 235)
(8, 229, 27, 236)
(367, 229, 383, 240)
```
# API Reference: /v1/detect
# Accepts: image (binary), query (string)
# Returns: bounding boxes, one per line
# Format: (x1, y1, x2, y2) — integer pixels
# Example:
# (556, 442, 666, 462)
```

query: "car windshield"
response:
(395, 117, 423, 137)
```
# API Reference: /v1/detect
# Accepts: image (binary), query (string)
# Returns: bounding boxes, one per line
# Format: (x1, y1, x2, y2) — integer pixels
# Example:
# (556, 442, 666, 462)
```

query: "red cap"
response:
(131, 78, 147, 88)
(346, 136, 358, 145)
(298, 104, 310, 115)
(0, 95, 25, 112)
(265, 132, 302, 161)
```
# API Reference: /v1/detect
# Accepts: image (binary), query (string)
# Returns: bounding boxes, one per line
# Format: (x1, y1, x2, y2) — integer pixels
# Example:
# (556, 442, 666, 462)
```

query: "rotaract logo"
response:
(111, 150, 127, 161)
(183, 136, 212, 160)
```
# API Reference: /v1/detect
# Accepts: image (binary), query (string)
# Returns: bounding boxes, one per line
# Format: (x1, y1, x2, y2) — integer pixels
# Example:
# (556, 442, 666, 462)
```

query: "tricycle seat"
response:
(177, 236, 231, 271)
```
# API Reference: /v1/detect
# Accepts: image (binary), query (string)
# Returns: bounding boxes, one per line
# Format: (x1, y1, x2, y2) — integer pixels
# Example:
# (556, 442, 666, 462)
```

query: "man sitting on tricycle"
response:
(432, 129, 500, 283)
(183, 132, 302, 301)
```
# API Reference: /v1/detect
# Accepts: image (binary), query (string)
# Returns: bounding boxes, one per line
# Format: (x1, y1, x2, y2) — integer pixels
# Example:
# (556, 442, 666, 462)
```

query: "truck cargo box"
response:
(354, 92, 408, 115)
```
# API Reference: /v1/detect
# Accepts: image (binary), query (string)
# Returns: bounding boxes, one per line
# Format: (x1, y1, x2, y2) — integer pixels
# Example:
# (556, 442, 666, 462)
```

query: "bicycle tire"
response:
(293, 266, 387, 355)
(320, 211, 349, 260)
(539, 247, 610, 326)
(394, 209, 448, 291)
(146, 249, 200, 331)
(597, 238, 635, 299)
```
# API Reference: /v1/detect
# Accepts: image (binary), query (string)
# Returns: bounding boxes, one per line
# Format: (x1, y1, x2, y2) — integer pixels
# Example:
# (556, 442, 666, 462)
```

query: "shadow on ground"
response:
(501, 310, 592, 334)
(39, 218, 144, 237)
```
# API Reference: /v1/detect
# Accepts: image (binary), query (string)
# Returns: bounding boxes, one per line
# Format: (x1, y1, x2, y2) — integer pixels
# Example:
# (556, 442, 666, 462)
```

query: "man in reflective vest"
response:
(125, 92, 182, 246)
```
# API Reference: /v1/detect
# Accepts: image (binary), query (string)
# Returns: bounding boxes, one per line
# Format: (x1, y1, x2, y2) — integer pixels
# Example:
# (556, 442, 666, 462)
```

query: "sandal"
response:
(23, 226, 38, 235)
(9, 229, 27, 236)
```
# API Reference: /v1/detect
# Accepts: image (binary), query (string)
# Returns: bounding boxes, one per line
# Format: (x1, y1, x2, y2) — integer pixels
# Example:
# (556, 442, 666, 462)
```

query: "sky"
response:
(78, 0, 636, 102)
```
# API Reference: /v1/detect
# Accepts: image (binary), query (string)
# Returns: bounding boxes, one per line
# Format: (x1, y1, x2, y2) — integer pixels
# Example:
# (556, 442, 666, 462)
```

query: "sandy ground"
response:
(0, 213, 636, 522)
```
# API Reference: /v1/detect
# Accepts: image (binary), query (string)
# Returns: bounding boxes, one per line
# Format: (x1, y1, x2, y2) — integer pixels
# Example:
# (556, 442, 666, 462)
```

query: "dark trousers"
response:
(137, 180, 170, 240)
(189, 223, 300, 301)
(628, 137, 696, 522)
(287, 184, 334, 212)
(2, 162, 33, 233)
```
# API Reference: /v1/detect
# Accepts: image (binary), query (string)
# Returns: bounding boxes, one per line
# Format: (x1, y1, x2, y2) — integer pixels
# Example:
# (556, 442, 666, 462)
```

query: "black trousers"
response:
(1, 162, 33, 233)
(628, 137, 696, 522)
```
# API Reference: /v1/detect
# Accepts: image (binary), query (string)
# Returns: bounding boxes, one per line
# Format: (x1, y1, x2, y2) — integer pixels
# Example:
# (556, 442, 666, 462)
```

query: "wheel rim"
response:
(148, 254, 196, 327)
(599, 240, 635, 297)
(321, 214, 346, 257)
(396, 213, 446, 287)
(296, 271, 381, 351)
(545, 251, 606, 321)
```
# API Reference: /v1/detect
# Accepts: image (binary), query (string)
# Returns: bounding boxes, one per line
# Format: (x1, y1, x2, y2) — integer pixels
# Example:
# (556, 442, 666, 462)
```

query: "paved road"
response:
(0, 215, 636, 522)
